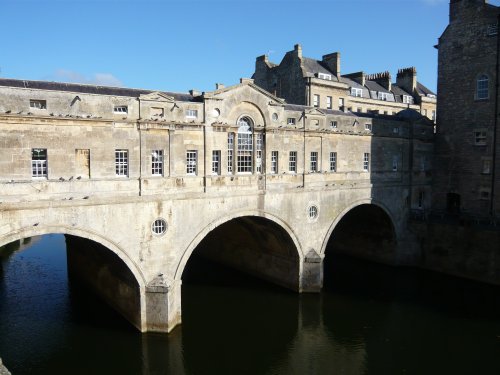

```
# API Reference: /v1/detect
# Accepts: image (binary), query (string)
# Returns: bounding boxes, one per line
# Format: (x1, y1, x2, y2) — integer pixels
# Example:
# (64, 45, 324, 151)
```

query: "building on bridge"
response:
(0, 77, 434, 332)
(252, 44, 437, 122)
(433, 0, 500, 219)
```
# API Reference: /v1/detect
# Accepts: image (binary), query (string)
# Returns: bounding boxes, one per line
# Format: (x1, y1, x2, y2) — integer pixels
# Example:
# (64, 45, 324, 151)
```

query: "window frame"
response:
(186, 150, 198, 175)
(151, 149, 164, 176)
(476, 74, 489, 100)
(350, 88, 363, 97)
(270, 151, 278, 174)
(310, 151, 318, 172)
(329, 152, 337, 172)
(289, 151, 297, 173)
(185, 109, 198, 119)
(113, 105, 128, 114)
(363, 152, 370, 172)
(212, 150, 221, 175)
(29, 99, 47, 110)
(31, 148, 48, 178)
(115, 149, 129, 177)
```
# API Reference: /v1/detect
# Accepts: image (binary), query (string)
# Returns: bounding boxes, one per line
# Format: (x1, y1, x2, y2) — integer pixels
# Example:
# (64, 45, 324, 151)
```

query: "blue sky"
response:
(1, 0, 495, 94)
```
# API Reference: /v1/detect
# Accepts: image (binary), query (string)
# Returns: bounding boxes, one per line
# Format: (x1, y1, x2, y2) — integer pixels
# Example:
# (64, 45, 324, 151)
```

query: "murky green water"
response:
(1, 234, 500, 374)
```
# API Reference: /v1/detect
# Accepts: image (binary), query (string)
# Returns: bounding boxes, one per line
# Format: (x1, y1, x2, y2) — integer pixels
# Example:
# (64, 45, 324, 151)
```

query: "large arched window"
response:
(237, 116, 253, 173)
(477, 74, 489, 100)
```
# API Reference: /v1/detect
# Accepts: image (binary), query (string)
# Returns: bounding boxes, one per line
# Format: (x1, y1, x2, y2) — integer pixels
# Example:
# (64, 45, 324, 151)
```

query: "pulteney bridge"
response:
(0, 78, 433, 332)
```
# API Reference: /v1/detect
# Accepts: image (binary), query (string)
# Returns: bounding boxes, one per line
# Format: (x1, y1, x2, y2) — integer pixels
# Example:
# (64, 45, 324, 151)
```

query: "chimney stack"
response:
(322, 52, 341, 76)
(366, 71, 392, 91)
(294, 44, 302, 59)
(396, 67, 417, 94)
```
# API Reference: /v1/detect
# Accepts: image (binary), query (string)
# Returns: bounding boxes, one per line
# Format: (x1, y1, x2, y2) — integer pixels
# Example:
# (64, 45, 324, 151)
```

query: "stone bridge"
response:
(0, 78, 434, 332)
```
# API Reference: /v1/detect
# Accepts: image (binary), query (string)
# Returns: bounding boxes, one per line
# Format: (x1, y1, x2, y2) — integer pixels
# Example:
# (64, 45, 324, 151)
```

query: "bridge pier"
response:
(145, 277, 182, 333)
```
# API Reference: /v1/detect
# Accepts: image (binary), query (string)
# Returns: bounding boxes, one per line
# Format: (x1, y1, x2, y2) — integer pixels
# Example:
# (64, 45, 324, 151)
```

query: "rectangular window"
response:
(432, 110, 436, 122)
(32, 148, 48, 178)
(403, 95, 413, 104)
(313, 94, 320, 108)
(289, 151, 297, 173)
(329, 152, 337, 172)
(255, 133, 263, 173)
(474, 131, 487, 146)
(377, 92, 390, 101)
(339, 98, 344, 110)
(186, 150, 197, 175)
(318, 72, 331, 80)
(212, 150, 221, 175)
(271, 151, 278, 174)
(287, 118, 296, 126)
(363, 153, 370, 172)
(483, 160, 491, 174)
(420, 157, 427, 172)
(237, 132, 253, 173)
(186, 109, 198, 118)
(392, 156, 398, 172)
(365, 123, 372, 131)
(351, 88, 363, 97)
(393, 127, 400, 134)
(227, 133, 234, 173)
(326, 96, 332, 109)
(330, 121, 338, 129)
(310, 152, 318, 172)
(30, 99, 46, 110)
(115, 149, 128, 177)
(151, 150, 164, 176)
(114, 106, 128, 114)
(422, 109, 427, 116)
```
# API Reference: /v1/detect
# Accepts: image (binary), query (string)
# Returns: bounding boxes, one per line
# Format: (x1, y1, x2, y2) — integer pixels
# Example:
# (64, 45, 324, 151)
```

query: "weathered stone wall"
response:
(434, 0, 500, 217)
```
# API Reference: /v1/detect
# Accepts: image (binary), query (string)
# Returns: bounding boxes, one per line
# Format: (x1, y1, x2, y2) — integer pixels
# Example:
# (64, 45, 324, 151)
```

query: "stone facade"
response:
(0, 77, 433, 332)
(252, 44, 437, 122)
(433, 0, 500, 218)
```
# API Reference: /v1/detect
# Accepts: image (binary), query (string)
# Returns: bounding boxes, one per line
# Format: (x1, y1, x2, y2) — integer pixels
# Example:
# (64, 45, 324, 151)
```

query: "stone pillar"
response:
(145, 276, 182, 333)
(300, 249, 323, 292)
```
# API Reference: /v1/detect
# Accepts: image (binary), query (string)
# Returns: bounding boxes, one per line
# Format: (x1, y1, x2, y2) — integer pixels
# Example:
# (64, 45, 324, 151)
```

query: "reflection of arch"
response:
(320, 199, 397, 256)
(174, 210, 303, 281)
(0, 224, 146, 289)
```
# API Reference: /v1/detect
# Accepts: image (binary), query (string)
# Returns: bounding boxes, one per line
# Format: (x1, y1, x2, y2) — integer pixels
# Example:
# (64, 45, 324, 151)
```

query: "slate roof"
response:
(364, 80, 392, 94)
(416, 82, 436, 97)
(390, 84, 412, 103)
(0, 78, 198, 102)
(301, 58, 339, 81)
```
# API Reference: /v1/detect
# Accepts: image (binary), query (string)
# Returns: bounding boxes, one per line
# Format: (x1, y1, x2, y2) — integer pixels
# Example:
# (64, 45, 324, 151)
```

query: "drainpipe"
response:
(490, 14, 500, 218)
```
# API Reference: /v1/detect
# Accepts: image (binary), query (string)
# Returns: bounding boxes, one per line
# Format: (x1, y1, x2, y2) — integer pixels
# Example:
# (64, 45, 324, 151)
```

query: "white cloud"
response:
(50, 69, 123, 87)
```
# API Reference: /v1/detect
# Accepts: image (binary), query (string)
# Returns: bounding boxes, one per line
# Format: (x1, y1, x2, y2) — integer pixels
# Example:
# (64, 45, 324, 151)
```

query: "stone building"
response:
(0, 77, 434, 331)
(433, 0, 500, 218)
(252, 44, 437, 121)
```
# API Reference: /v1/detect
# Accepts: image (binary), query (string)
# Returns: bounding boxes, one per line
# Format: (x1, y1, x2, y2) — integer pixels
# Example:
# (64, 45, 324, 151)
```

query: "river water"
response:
(1, 234, 500, 374)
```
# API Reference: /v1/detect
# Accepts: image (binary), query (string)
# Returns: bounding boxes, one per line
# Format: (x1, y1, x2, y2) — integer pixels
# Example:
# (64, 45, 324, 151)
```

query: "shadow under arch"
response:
(320, 199, 398, 257)
(0, 224, 147, 331)
(321, 200, 398, 267)
(175, 210, 304, 291)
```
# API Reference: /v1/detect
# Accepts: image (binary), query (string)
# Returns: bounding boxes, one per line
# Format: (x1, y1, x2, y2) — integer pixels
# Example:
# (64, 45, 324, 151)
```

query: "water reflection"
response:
(1, 235, 500, 374)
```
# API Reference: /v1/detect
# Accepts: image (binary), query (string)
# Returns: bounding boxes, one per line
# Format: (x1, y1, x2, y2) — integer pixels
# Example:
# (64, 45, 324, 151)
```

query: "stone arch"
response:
(227, 101, 266, 127)
(174, 210, 303, 283)
(0, 224, 148, 331)
(0, 224, 147, 289)
(320, 199, 398, 257)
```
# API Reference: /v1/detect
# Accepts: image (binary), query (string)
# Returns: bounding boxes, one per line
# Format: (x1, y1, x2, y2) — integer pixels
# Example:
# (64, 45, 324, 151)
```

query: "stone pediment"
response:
(306, 108, 326, 116)
(139, 91, 175, 102)
(205, 81, 285, 106)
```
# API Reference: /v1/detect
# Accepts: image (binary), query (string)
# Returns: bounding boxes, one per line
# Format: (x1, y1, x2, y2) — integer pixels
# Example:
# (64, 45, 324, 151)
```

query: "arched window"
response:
(237, 116, 253, 173)
(477, 74, 489, 100)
